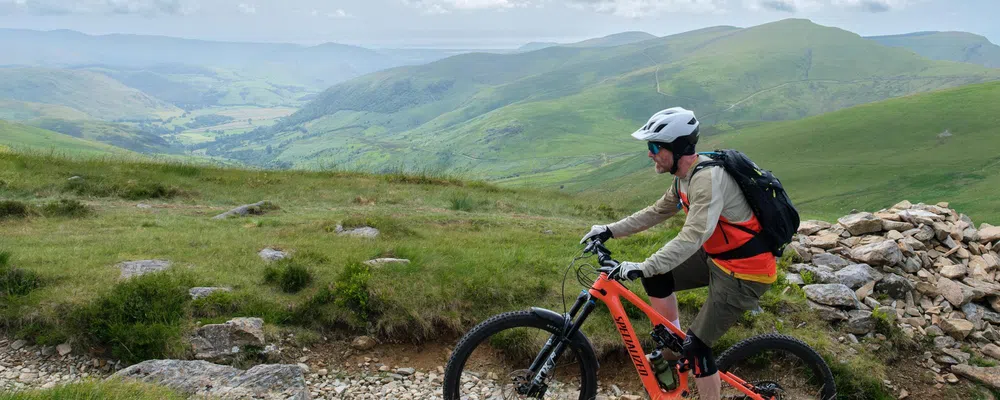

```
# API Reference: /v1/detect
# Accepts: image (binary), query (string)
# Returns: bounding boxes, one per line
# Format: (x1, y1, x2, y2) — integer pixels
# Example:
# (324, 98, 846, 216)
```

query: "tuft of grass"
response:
(0, 251, 42, 297)
(73, 271, 193, 363)
(800, 269, 816, 285)
(64, 176, 182, 200)
(971, 353, 998, 368)
(40, 199, 92, 218)
(333, 263, 372, 325)
(190, 290, 288, 324)
(0, 379, 186, 400)
(336, 214, 416, 238)
(263, 259, 313, 293)
(448, 194, 475, 212)
(0, 200, 32, 219)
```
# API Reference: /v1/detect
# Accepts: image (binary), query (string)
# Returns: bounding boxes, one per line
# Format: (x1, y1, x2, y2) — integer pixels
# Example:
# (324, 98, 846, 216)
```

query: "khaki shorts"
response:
(640, 249, 771, 347)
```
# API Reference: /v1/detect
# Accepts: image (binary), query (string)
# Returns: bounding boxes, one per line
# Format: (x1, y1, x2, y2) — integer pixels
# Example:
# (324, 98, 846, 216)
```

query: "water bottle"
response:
(648, 350, 679, 391)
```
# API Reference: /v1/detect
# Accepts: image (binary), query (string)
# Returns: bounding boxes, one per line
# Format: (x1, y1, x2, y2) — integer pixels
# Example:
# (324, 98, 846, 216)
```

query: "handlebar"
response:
(583, 239, 641, 281)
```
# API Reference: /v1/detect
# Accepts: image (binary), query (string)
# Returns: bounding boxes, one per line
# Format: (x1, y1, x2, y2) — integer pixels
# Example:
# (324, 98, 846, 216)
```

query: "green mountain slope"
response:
(0, 67, 180, 120)
(0, 100, 91, 121)
(0, 119, 132, 156)
(84, 64, 311, 110)
(202, 19, 999, 180)
(563, 81, 1000, 223)
(26, 119, 179, 154)
(867, 31, 1000, 68)
(567, 31, 658, 47)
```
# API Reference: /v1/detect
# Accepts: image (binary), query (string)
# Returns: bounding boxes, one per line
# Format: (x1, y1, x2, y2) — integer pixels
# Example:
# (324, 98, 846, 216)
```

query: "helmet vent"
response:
(653, 123, 668, 133)
(688, 117, 697, 125)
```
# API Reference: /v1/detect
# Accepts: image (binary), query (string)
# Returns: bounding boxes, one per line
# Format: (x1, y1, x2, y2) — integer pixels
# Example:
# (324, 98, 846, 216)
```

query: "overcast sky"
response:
(0, 0, 997, 48)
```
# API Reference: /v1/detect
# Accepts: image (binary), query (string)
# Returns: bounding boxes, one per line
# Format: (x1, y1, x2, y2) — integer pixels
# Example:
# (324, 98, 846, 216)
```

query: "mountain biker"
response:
(580, 107, 775, 400)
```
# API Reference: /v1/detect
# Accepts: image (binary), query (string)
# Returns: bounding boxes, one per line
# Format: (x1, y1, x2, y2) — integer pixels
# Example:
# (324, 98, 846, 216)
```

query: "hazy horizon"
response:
(1, 0, 998, 49)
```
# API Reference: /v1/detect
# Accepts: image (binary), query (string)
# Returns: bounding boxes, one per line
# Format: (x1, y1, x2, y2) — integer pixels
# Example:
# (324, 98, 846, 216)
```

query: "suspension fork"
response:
(525, 291, 597, 390)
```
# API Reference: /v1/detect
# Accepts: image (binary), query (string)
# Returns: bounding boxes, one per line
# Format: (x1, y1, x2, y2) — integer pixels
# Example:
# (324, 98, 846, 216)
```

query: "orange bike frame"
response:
(589, 272, 765, 400)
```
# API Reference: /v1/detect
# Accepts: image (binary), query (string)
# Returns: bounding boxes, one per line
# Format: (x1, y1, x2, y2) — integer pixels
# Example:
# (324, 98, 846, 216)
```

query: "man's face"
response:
(649, 144, 674, 174)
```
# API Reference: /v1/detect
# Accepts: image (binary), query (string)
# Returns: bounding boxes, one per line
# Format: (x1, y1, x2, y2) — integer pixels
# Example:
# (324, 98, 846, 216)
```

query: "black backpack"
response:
(687, 149, 800, 258)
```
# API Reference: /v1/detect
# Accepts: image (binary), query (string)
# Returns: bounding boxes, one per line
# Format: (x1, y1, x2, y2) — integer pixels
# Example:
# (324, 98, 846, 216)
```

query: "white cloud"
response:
(237, 2, 256, 14)
(327, 8, 352, 17)
(402, 0, 532, 14)
(832, 0, 911, 12)
(0, 0, 200, 16)
(565, 0, 726, 18)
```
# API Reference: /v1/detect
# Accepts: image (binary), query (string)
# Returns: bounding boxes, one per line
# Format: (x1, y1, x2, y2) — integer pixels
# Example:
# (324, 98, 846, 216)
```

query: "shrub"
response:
(74, 272, 192, 363)
(263, 260, 313, 293)
(448, 194, 475, 212)
(0, 200, 31, 219)
(40, 199, 92, 218)
(288, 287, 337, 327)
(0, 251, 41, 297)
(63, 177, 181, 200)
(191, 290, 288, 323)
(334, 263, 372, 324)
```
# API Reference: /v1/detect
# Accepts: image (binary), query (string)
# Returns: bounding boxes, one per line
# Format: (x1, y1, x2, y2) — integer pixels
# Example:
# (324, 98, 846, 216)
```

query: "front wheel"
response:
(443, 310, 599, 400)
(716, 333, 837, 400)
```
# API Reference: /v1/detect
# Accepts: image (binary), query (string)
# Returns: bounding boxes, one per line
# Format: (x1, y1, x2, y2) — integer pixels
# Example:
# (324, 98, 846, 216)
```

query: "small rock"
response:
(10, 340, 26, 350)
(188, 287, 232, 300)
(297, 363, 309, 373)
(838, 212, 883, 236)
(57, 343, 72, 356)
(335, 224, 380, 239)
(258, 248, 288, 262)
(836, 264, 880, 289)
(136, 203, 152, 209)
(812, 253, 851, 270)
(799, 220, 831, 235)
(875, 274, 914, 300)
(985, 344, 1000, 360)
(212, 201, 278, 220)
(804, 284, 859, 308)
(846, 310, 875, 335)
(351, 336, 376, 351)
(851, 240, 903, 266)
(396, 367, 415, 376)
(318, 368, 328, 377)
(940, 319, 975, 340)
(785, 273, 804, 285)
(363, 258, 411, 267)
(190, 317, 266, 362)
(117, 259, 171, 279)
(940, 265, 967, 279)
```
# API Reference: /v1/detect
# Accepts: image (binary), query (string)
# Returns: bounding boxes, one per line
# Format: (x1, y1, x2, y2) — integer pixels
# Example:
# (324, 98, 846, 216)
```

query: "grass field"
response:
(561, 80, 1000, 225)
(6, 149, 980, 398)
(0, 120, 134, 157)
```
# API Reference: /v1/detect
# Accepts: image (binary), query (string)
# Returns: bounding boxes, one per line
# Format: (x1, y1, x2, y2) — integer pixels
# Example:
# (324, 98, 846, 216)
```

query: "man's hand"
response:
(606, 261, 645, 281)
(580, 225, 614, 244)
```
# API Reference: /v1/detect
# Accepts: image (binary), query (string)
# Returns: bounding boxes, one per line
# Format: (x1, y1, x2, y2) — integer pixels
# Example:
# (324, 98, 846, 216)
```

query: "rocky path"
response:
(0, 337, 636, 399)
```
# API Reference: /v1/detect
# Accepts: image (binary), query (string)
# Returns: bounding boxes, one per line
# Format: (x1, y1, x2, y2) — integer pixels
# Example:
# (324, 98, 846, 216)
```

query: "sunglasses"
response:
(647, 142, 670, 155)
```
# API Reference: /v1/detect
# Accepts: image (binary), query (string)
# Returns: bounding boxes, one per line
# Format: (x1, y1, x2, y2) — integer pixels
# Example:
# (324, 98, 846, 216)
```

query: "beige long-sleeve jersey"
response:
(606, 155, 754, 277)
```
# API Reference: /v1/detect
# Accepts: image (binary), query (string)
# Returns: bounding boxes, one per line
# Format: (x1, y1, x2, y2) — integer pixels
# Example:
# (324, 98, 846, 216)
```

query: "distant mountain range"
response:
(199, 19, 1000, 177)
(866, 31, 1000, 68)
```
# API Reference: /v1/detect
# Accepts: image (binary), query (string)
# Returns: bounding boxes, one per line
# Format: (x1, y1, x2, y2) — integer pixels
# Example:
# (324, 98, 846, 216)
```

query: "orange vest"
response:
(678, 184, 776, 277)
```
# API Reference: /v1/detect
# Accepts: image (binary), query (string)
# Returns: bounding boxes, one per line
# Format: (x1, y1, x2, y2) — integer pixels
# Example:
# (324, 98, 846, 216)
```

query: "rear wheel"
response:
(716, 334, 837, 400)
(443, 310, 599, 400)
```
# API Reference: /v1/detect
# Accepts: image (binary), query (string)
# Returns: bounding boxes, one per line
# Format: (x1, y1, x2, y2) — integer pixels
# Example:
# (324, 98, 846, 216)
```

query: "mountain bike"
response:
(443, 238, 836, 399)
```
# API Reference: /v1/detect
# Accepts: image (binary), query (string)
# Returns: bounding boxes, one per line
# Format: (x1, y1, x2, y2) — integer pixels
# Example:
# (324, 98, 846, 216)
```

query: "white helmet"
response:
(631, 107, 700, 144)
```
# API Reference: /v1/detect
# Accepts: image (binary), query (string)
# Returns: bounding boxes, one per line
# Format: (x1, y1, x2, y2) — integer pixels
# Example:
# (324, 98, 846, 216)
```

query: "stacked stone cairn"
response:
(789, 200, 1000, 385)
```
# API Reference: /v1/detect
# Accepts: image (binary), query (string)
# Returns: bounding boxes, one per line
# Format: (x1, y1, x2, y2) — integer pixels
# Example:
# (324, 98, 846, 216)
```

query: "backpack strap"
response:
(677, 160, 722, 210)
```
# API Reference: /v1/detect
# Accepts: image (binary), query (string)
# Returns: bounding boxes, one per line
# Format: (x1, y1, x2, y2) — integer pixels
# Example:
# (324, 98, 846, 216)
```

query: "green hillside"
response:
(26, 119, 179, 154)
(86, 65, 313, 110)
(558, 81, 1000, 223)
(0, 120, 133, 156)
(566, 31, 658, 48)
(0, 67, 180, 120)
(201, 19, 999, 180)
(0, 100, 90, 121)
(1, 149, 968, 399)
(867, 31, 1000, 68)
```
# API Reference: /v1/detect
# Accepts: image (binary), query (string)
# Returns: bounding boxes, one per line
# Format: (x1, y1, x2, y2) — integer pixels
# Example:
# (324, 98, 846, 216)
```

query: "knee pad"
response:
(681, 330, 717, 378)
(640, 271, 675, 299)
